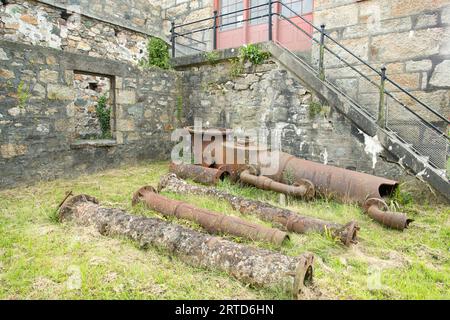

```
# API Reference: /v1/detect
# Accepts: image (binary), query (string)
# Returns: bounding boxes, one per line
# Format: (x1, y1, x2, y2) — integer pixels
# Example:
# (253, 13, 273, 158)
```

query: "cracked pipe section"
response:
(132, 186, 289, 245)
(158, 174, 359, 246)
(59, 194, 314, 298)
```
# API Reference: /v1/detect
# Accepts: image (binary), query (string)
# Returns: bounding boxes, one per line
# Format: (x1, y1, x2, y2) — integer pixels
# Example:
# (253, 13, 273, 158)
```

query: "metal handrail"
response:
(173, 13, 271, 38)
(173, 2, 272, 30)
(385, 77, 450, 124)
(384, 90, 449, 139)
(275, 13, 316, 42)
(169, 1, 450, 143)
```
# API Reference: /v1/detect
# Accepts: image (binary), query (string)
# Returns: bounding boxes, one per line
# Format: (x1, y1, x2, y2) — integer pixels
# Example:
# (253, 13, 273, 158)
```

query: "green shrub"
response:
(229, 44, 270, 77)
(239, 44, 271, 65)
(96, 95, 111, 139)
(140, 37, 171, 69)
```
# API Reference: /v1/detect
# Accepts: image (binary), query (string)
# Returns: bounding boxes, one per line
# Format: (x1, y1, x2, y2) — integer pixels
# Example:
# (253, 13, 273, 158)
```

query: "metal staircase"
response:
(168, 1, 450, 200)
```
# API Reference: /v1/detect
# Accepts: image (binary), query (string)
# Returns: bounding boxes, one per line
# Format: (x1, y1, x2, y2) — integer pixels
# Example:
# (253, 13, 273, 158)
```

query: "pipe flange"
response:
(341, 221, 360, 246)
(294, 179, 315, 199)
(363, 198, 389, 213)
(132, 185, 157, 206)
(58, 194, 99, 222)
(293, 253, 314, 299)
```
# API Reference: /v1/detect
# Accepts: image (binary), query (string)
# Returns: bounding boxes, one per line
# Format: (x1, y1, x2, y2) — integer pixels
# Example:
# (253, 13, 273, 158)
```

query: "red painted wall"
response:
(214, 0, 314, 52)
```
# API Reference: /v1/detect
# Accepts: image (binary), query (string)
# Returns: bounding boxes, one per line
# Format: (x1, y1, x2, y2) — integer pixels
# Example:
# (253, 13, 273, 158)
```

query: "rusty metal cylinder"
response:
(132, 186, 289, 245)
(159, 174, 359, 246)
(240, 169, 315, 199)
(59, 194, 314, 298)
(268, 152, 400, 204)
(363, 198, 413, 231)
(169, 162, 226, 185)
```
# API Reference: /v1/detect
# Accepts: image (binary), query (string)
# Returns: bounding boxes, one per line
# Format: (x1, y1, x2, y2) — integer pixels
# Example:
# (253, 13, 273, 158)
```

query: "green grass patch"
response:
(0, 162, 449, 299)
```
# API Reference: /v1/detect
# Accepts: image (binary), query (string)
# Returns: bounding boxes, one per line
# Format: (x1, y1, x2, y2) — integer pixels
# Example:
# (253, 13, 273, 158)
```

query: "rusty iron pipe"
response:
(363, 198, 413, 231)
(269, 152, 400, 205)
(59, 194, 314, 298)
(158, 174, 360, 246)
(132, 186, 289, 245)
(240, 169, 315, 200)
(169, 162, 226, 186)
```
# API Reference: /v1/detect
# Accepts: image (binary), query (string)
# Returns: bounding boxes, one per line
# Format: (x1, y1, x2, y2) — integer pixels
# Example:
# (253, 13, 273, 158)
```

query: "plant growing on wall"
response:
(308, 101, 323, 119)
(96, 95, 112, 139)
(229, 44, 270, 77)
(239, 44, 271, 65)
(17, 81, 31, 109)
(204, 51, 220, 65)
(140, 37, 171, 70)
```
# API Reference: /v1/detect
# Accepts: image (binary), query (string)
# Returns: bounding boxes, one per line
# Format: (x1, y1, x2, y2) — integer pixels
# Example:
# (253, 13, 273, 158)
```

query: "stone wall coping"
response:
(171, 47, 243, 68)
(36, 0, 168, 42)
(70, 139, 117, 149)
(1, 39, 136, 77)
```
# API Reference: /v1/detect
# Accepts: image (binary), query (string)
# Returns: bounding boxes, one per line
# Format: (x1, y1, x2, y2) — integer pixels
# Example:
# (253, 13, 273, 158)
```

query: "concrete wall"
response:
(0, 40, 181, 188)
(178, 54, 403, 179)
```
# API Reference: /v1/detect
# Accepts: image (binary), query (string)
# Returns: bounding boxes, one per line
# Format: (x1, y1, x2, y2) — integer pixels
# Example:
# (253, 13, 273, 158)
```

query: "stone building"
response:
(1, 0, 449, 200)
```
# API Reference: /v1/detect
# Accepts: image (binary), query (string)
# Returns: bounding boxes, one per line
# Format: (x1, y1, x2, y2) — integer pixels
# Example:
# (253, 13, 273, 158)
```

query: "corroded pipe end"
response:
(363, 198, 414, 231)
(293, 179, 315, 200)
(337, 221, 360, 246)
(58, 194, 99, 222)
(132, 186, 157, 206)
(272, 231, 290, 246)
(292, 252, 314, 299)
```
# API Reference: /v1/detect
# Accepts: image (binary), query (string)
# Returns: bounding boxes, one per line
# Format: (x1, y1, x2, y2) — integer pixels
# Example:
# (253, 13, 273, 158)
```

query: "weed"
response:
(390, 184, 413, 210)
(176, 95, 183, 124)
(95, 95, 111, 139)
(309, 101, 323, 119)
(229, 58, 244, 78)
(17, 81, 31, 109)
(282, 168, 296, 185)
(204, 51, 220, 65)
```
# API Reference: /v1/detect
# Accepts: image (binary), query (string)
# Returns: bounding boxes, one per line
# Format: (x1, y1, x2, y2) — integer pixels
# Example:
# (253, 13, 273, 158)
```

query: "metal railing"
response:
(169, 1, 450, 170)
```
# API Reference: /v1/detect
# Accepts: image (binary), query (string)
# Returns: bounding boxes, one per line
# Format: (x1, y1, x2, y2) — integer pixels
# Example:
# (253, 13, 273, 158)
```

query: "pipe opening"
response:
(219, 171, 230, 181)
(303, 266, 313, 287)
(379, 183, 399, 198)
(281, 234, 291, 245)
(405, 219, 414, 229)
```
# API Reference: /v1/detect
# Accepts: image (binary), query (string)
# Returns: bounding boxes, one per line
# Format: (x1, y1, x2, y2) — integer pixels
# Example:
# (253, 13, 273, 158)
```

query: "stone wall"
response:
(0, 40, 181, 188)
(38, 0, 164, 38)
(178, 55, 403, 179)
(313, 0, 450, 121)
(0, 0, 151, 65)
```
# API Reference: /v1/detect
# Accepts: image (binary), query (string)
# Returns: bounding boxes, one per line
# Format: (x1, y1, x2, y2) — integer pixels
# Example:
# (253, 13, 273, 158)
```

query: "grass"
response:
(0, 161, 449, 300)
